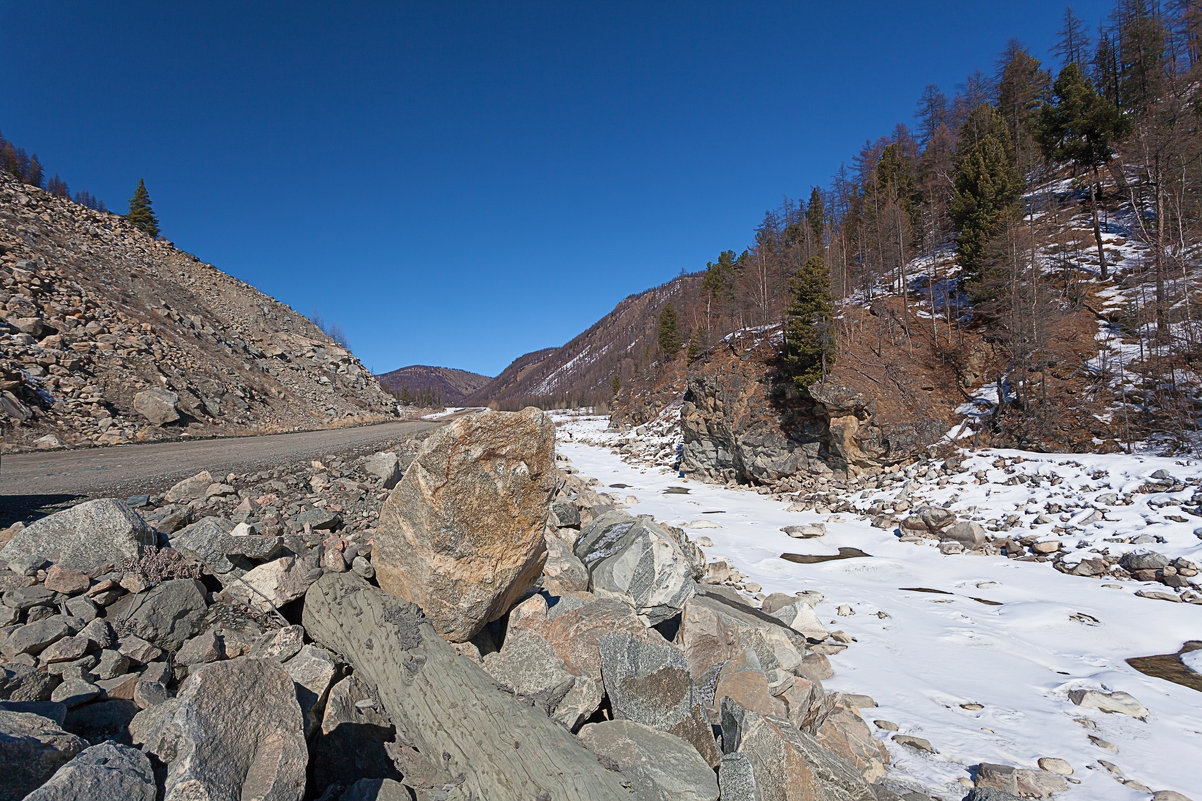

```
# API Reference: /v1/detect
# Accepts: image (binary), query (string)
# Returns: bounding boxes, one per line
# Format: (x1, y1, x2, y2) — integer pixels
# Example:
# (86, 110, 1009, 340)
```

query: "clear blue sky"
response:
(0, 0, 1114, 376)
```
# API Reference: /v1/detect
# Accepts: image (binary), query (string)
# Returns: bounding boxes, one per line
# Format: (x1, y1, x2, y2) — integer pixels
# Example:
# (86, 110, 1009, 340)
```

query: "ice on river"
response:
(556, 415, 1202, 801)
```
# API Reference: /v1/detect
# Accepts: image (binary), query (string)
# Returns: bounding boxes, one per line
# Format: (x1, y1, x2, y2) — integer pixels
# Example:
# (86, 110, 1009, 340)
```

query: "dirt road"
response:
(0, 420, 439, 526)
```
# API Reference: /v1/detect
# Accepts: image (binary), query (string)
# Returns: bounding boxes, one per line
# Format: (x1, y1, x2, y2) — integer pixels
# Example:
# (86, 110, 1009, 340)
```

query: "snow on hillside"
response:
(554, 412, 1202, 800)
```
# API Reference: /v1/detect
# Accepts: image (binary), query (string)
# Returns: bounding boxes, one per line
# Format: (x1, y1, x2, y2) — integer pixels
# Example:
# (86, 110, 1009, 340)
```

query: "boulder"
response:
(221, 556, 317, 614)
(815, 705, 890, 783)
(340, 779, 412, 801)
(507, 592, 649, 689)
(676, 590, 807, 688)
(973, 763, 1069, 798)
(23, 741, 155, 801)
(578, 719, 719, 801)
(362, 452, 402, 489)
(0, 709, 86, 801)
(712, 648, 785, 718)
(107, 579, 207, 651)
(574, 510, 699, 625)
(373, 408, 556, 642)
(941, 521, 986, 549)
(720, 697, 875, 801)
(598, 632, 720, 767)
(1067, 688, 1148, 719)
(157, 657, 308, 801)
(1, 499, 154, 575)
(312, 675, 401, 790)
(164, 471, 213, 504)
(283, 644, 338, 738)
(169, 516, 236, 573)
(481, 628, 601, 730)
(769, 599, 830, 642)
(543, 532, 590, 592)
(302, 572, 634, 800)
(133, 388, 180, 426)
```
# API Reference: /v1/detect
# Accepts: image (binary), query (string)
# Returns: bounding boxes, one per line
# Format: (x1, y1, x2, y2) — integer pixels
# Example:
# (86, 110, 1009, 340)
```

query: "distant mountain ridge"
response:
(376, 365, 491, 405)
(462, 275, 702, 409)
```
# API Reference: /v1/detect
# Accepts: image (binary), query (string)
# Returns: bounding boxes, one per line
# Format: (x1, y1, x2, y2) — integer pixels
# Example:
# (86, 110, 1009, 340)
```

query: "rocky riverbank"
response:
(0, 408, 1163, 800)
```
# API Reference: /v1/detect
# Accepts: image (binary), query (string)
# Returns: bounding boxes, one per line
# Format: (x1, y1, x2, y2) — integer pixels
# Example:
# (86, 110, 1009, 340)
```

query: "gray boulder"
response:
(578, 719, 718, 801)
(164, 471, 213, 504)
(482, 628, 601, 730)
(362, 452, 402, 489)
(941, 521, 986, 549)
(598, 633, 719, 767)
(312, 675, 401, 790)
(158, 657, 307, 801)
(720, 697, 875, 801)
(108, 579, 207, 651)
(23, 741, 155, 801)
(0, 709, 86, 801)
(575, 511, 699, 625)
(283, 644, 338, 738)
(1, 499, 154, 575)
(169, 516, 236, 573)
(133, 388, 180, 426)
(676, 590, 807, 688)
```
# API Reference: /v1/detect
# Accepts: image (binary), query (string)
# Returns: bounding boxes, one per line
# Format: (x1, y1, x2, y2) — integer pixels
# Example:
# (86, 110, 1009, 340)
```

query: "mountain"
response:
(464, 274, 703, 409)
(376, 365, 491, 405)
(0, 170, 398, 451)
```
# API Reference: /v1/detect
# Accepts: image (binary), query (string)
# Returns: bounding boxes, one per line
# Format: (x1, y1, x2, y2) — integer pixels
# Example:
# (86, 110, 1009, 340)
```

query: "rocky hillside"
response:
(0, 171, 398, 452)
(0, 408, 952, 801)
(375, 364, 491, 405)
(466, 274, 702, 409)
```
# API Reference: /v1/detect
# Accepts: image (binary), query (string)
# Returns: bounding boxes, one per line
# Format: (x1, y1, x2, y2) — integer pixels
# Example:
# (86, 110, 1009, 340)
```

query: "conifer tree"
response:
(657, 304, 682, 358)
(806, 187, 826, 250)
(611, 374, 621, 397)
(949, 104, 1024, 286)
(127, 179, 160, 238)
(781, 255, 835, 392)
(1036, 62, 1127, 278)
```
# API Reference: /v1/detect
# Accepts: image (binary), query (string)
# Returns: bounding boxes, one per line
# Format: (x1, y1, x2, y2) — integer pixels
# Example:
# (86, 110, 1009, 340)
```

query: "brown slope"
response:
(466, 274, 703, 409)
(376, 365, 492, 405)
(0, 171, 398, 452)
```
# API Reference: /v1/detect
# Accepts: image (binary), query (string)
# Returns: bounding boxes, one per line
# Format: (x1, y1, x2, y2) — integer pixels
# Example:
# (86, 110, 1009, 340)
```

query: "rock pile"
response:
(1, 408, 1075, 800)
(0, 170, 398, 452)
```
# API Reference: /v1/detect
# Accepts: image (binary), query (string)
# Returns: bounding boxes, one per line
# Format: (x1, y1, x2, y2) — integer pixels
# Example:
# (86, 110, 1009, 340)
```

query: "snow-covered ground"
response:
(556, 413, 1202, 801)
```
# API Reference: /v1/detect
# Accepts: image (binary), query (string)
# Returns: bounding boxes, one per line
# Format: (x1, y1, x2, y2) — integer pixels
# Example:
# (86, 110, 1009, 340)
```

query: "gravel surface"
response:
(0, 420, 439, 526)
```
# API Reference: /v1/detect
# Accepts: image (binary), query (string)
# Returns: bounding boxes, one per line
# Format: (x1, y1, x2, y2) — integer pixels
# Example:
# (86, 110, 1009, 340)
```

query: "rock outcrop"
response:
(373, 407, 556, 642)
(678, 322, 951, 484)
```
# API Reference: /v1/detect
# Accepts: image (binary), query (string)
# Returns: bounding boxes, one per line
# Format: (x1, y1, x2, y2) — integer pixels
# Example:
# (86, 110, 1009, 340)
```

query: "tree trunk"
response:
(303, 573, 637, 801)
(1089, 168, 1108, 280)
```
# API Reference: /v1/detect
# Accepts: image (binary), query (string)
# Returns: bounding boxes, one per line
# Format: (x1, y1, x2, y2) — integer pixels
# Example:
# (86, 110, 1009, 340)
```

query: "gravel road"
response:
(0, 420, 440, 526)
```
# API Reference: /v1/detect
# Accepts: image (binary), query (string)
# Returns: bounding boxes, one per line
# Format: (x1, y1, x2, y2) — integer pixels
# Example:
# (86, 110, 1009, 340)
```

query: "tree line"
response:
(1, 128, 165, 239)
(638, 0, 1201, 440)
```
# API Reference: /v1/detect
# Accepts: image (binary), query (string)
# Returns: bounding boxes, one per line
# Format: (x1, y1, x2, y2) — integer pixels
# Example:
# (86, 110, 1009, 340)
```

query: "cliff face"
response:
(678, 303, 965, 485)
(0, 172, 397, 451)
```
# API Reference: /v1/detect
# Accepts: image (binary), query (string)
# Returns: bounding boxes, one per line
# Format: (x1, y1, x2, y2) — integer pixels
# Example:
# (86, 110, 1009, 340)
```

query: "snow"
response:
(554, 413, 1202, 800)
(1183, 650, 1202, 675)
(421, 407, 470, 419)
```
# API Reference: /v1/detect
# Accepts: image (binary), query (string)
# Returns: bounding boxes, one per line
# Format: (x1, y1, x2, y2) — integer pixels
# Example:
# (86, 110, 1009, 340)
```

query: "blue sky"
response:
(0, 0, 1114, 376)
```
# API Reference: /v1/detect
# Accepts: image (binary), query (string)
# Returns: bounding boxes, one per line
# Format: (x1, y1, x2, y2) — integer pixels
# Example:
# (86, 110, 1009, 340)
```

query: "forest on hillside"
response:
(614, 0, 1202, 448)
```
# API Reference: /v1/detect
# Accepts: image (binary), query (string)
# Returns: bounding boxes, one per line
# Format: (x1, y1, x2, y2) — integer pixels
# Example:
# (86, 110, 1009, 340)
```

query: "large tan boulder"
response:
(374, 408, 557, 642)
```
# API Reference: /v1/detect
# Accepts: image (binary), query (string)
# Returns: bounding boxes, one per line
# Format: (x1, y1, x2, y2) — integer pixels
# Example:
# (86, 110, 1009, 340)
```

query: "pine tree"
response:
(781, 255, 835, 392)
(127, 179, 160, 238)
(657, 303, 682, 358)
(687, 328, 705, 361)
(1036, 62, 1128, 278)
(949, 104, 1024, 286)
(806, 187, 826, 250)
(611, 374, 621, 397)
